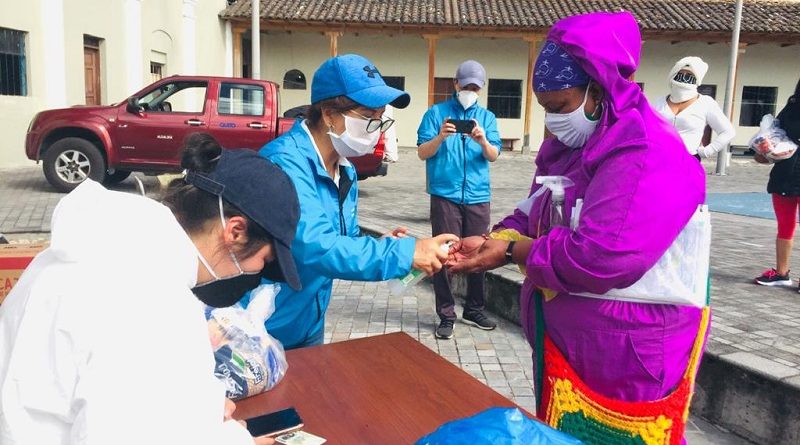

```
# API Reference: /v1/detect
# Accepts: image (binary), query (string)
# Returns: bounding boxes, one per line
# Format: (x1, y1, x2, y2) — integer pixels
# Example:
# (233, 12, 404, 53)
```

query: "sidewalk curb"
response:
(361, 224, 799, 445)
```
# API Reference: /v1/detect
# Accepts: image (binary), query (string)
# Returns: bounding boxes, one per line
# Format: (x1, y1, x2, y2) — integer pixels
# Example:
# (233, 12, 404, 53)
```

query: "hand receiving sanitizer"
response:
(388, 242, 453, 295)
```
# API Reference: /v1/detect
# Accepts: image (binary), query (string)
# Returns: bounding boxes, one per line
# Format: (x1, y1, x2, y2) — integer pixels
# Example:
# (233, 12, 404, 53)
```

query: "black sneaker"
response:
(462, 311, 497, 330)
(435, 320, 455, 339)
(754, 268, 793, 287)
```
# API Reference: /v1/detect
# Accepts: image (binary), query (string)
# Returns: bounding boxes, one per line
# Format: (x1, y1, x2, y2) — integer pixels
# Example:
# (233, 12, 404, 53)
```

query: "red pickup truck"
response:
(25, 75, 387, 192)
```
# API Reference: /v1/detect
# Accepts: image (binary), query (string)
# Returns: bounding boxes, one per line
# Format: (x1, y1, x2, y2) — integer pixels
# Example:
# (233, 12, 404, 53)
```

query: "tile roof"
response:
(220, 0, 800, 38)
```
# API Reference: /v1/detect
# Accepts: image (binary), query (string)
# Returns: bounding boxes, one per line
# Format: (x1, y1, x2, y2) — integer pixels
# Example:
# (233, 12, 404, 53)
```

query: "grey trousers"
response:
(430, 195, 490, 321)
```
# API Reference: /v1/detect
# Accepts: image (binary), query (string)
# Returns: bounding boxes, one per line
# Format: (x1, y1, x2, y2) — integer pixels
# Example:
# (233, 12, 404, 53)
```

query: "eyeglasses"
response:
(673, 71, 697, 85)
(349, 110, 395, 133)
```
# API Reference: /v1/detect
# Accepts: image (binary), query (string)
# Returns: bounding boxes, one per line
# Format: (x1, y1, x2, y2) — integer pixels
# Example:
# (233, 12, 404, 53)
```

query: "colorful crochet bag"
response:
(536, 299, 710, 445)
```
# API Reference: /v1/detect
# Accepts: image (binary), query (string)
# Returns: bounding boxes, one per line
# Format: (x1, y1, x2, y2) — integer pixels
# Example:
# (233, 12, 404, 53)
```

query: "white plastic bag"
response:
(749, 114, 798, 162)
(578, 205, 710, 307)
(206, 283, 288, 400)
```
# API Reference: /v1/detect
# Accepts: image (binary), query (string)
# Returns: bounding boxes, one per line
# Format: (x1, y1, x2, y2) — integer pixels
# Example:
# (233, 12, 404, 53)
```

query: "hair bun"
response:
(180, 133, 222, 173)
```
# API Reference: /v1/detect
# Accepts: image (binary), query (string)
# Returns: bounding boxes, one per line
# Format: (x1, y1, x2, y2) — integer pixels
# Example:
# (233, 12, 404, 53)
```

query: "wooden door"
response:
(84, 46, 101, 105)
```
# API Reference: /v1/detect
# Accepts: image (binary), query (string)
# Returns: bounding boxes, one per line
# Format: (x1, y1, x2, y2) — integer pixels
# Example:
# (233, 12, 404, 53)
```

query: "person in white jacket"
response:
(654, 56, 735, 160)
(0, 133, 301, 445)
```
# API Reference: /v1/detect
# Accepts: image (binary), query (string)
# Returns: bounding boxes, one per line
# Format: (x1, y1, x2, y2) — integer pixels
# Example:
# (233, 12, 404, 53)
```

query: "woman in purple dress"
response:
(449, 11, 707, 440)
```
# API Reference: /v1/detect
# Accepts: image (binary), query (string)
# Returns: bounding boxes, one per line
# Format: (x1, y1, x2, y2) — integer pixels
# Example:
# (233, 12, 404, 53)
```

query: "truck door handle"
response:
(185, 119, 205, 126)
(248, 122, 265, 129)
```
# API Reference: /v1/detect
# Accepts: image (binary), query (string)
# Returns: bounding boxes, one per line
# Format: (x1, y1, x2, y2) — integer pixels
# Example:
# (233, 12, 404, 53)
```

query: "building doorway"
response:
(83, 36, 102, 105)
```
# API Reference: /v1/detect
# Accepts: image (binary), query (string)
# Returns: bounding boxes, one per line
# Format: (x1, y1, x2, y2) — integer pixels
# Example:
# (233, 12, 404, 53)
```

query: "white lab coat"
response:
(0, 181, 254, 445)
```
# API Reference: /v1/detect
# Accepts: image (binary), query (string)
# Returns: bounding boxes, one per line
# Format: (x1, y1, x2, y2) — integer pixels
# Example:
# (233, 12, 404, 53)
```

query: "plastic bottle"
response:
(535, 176, 575, 230)
(388, 242, 452, 295)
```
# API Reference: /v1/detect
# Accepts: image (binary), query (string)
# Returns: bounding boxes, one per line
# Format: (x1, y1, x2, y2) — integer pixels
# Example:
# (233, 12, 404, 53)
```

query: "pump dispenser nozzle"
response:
(535, 176, 575, 202)
(534, 176, 575, 229)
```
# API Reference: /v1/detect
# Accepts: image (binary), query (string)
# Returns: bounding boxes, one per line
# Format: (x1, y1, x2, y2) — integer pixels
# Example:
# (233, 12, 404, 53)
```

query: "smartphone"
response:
(246, 407, 304, 438)
(446, 119, 476, 134)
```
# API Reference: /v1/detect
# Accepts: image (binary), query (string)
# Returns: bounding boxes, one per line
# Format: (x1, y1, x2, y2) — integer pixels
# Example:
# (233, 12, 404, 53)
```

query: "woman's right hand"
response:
(413, 234, 460, 276)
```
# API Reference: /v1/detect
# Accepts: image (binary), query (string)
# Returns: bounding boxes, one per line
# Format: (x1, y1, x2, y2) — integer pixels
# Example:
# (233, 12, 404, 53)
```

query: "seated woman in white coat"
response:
(0, 133, 302, 445)
(654, 56, 735, 160)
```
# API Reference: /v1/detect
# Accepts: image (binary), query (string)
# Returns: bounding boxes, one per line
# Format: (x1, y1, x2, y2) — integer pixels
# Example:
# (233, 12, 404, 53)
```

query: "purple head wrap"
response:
(533, 40, 590, 92)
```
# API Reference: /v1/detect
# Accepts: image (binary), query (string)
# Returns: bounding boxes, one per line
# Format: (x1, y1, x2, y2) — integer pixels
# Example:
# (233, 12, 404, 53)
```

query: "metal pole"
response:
(251, 0, 261, 79)
(716, 0, 743, 175)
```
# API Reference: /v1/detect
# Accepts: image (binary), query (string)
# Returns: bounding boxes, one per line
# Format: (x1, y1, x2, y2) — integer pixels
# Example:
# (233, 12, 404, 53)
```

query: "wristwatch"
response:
(505, 241, 516, 264)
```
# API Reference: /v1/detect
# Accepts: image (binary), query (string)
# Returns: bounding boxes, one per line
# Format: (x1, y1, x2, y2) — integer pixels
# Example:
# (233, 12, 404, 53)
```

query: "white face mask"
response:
(543, 87, 600, 149)
(327, 114, 381, 157)
(457, 90, 479, 110)
(669, 80, 699, 103)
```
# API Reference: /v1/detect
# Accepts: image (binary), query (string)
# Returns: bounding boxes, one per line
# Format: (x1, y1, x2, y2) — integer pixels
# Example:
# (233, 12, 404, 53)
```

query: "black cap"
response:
(185, 149, 302, 291)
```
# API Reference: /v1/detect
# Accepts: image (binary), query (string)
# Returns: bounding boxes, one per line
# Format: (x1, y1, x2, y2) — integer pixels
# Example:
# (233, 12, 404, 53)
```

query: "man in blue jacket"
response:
(417, 60, 501, 339)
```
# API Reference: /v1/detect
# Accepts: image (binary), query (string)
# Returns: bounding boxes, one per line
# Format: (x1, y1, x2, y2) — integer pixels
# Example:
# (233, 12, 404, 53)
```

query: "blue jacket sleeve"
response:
(483, 112, 502, 152)
(272, 153, 415, 281)
(417, 107, 441, 146)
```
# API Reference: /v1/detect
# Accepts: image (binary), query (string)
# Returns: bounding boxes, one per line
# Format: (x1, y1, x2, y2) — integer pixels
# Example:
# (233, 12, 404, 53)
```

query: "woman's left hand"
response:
(383, 227, 409, 239)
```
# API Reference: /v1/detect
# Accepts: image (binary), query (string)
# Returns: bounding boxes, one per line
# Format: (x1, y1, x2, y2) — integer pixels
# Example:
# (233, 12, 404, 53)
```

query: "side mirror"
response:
(126, 97, 144, 114)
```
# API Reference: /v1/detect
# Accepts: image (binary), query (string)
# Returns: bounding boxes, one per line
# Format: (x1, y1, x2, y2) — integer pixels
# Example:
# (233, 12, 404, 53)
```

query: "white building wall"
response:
(0, 0, 48, 168)
(639, 41, 800, 146)
(0, 0, 229, 167)
(258, 32, 542, 149)
(260, 32, 800, 152)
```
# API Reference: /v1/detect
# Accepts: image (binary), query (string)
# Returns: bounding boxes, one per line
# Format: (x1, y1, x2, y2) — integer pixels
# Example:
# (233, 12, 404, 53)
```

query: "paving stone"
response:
(722, 351, 800, 380)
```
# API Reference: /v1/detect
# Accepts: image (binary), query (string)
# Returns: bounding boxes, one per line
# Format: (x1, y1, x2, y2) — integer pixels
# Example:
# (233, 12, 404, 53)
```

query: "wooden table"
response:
(235, 332, 528, 444)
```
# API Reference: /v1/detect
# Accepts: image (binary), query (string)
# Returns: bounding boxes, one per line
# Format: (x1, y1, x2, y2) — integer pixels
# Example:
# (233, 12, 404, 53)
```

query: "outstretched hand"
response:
(447, 237, 509, 274)
(382, 226, 409, 239)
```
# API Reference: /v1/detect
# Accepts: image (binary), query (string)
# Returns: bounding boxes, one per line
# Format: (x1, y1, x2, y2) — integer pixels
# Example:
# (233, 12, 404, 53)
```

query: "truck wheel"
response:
(103, 169, 131, 185)
(42, 137, 106, 193)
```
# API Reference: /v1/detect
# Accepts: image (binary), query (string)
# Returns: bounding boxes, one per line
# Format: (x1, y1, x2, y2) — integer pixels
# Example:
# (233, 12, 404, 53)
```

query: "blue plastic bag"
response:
(415, 407, 584, 445)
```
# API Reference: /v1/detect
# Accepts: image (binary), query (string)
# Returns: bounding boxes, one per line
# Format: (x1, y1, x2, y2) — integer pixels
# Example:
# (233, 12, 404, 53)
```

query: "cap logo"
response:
(363, 65, 380, 78)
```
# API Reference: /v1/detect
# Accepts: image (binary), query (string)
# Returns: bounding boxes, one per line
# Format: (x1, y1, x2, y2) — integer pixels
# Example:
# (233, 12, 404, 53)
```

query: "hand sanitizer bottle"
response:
(388, 242, 452, 295)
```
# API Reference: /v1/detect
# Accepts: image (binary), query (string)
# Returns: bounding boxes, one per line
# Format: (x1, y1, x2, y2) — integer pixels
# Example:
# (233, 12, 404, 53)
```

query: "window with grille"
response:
(433, 77, 456, 104)
(0, 27, 27, 96)
(150, 62, 164, 83)
(383, 76, 405, 91)
(488, 79, 522, 119)
(740, 86, 777, 127)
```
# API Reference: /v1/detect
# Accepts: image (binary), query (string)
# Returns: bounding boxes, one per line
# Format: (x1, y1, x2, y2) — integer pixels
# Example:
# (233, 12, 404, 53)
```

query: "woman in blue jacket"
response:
(258, 54, 458, 349)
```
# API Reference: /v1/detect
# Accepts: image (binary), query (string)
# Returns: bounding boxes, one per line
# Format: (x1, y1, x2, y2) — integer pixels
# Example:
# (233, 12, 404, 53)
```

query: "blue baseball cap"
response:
(311, 54, 411, 109)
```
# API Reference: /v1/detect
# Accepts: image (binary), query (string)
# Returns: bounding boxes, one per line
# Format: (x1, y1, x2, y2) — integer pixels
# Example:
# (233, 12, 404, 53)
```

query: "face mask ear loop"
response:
(217, 194, 246, 276)
(217, 195, 226, 230)
(197, 251, 220, 281)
